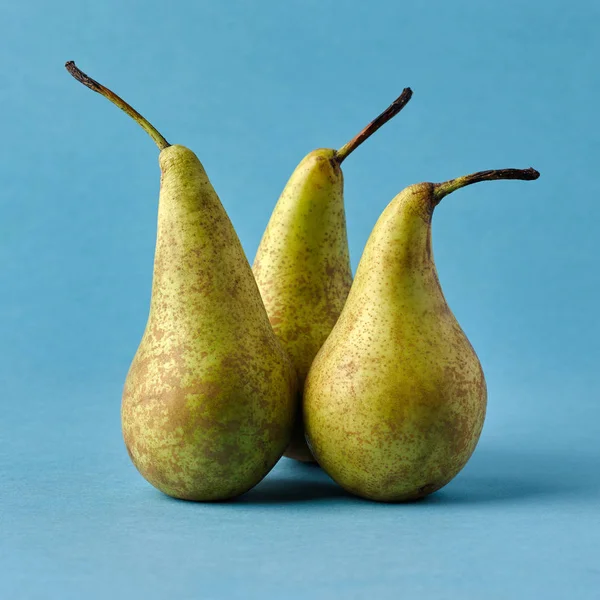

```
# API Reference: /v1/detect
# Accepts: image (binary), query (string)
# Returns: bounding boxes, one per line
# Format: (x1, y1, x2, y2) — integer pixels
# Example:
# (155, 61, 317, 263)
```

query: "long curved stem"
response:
(433, 168, 540, 205)
(65, 61, 170, 151)
(334, 88, 413, 164)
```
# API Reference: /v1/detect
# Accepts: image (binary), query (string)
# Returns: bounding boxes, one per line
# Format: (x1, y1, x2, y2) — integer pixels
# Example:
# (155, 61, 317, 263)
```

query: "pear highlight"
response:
(304, 167, 540, 501)
(66, 62, 297, 501)
(253, 89, 413, 462)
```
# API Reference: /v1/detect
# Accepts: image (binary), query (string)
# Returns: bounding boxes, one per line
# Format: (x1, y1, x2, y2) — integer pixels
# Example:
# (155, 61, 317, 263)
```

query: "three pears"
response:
(66, 62, 297, 501)
(68, 61, 540, 503)
(304, 168, 539, 501)
(253, 89, 413, 462)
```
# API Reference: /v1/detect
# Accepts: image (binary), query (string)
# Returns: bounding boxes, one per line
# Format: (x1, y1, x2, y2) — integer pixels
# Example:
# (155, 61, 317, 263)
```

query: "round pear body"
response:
(253, 149, 352, 462)
(304, 183, 487, 501)
(122, 145, 298, 501)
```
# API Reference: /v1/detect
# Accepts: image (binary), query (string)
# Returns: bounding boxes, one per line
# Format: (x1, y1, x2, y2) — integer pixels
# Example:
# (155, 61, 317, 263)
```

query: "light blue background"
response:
(1, 1, 598, 598)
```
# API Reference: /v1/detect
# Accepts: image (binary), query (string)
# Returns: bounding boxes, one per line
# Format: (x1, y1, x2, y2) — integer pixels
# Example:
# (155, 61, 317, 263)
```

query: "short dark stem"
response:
(433, 167, 540, 204)
(65, 61, 170, 151)
(334, 88, 413, 164)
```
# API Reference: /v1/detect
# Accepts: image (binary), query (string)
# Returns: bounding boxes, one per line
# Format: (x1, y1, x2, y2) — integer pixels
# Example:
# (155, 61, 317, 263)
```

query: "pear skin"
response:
(67, 63, 297, 501)
(254, 90, 413, 462)
(304, 168, 539, 501)
(253, 149, 351, 461)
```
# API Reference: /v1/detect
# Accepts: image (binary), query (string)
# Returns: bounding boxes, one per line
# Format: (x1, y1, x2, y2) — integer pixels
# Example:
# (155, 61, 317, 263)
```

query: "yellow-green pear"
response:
(304, 167, 540, 501)
(253, 89, 413, 462)
(66, 62, 297, 501)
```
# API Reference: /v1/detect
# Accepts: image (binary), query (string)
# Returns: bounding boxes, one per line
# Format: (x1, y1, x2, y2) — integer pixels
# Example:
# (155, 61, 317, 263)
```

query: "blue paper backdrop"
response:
(1, 1, 598, 598)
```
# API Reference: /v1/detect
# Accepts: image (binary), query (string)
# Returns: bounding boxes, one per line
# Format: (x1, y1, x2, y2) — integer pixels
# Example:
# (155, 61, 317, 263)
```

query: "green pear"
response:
(253, 89, 413, 462)
(66, 62, 297, 501)
(304, 167, 540, 501)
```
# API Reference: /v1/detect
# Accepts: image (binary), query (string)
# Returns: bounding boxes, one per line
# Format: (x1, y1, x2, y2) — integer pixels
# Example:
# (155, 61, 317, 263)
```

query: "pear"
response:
(66, 62, 297, 501)
(253, 89, 413, 462)
(304, 167, 540, 501)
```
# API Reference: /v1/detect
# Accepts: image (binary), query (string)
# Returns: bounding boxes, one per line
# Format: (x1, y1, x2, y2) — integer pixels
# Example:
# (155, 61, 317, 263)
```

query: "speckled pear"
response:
(67, 62, 297, 501)
(304, 167, 540, 501)
(253, 89, 413, 462)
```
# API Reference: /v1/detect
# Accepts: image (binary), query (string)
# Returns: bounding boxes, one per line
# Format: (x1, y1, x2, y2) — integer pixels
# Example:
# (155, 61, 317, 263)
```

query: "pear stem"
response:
(334, 87, 413, 164)
(65, 61, 170, 151)
(433, 168, 540, 204)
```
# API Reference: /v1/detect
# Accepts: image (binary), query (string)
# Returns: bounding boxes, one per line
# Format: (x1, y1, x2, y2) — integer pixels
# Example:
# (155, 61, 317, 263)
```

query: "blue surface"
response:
(1, 1, 599, 598)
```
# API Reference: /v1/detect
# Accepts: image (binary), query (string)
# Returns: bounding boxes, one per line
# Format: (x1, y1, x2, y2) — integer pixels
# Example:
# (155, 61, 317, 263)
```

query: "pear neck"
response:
(157, 146, 212, 216)
(362, 185, 436, 282)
